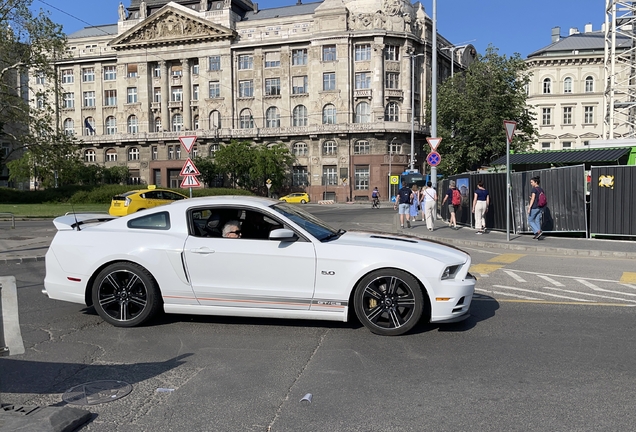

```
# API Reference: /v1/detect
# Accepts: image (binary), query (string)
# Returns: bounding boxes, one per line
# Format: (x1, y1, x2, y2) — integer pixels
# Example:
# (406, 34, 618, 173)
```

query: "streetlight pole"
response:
(430, 0, 438, 187)
(410, 53, 425, 172)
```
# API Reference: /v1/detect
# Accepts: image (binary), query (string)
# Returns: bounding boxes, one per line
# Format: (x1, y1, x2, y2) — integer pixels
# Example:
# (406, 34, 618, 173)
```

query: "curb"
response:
(0, 255, 46, 265)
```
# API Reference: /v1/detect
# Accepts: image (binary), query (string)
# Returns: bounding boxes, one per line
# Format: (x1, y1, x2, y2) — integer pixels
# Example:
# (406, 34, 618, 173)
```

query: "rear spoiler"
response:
(53, 213, 117, 231)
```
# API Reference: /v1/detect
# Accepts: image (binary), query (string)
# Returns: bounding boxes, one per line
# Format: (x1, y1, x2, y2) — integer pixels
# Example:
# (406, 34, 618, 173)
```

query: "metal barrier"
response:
(0, 213, 15, 229)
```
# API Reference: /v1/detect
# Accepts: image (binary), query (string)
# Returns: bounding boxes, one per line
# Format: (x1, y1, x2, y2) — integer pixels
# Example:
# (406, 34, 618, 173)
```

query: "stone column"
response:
(372, 40, 385, 121)
(182, 58, 191, 130)
(404, 48, 413, 123)
(160, 61, 169, 131)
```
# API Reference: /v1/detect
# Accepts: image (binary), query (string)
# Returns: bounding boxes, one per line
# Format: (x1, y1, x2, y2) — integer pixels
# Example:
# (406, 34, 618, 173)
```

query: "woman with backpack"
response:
(528, 176, 546, 239)
(441, 180, 460, 230)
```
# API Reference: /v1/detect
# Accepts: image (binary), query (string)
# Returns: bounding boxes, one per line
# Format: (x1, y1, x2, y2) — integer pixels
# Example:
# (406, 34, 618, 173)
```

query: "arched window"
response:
(209, 110, 221, 129)
(322, 104, 336, 124)
(128, 147, 139, 161)
(543, 78, 551, 94)
(293, 105, 307, 127)
(84, 117, 96, 135)
(355, 102, 370, 123)
(585, 76, 594, 92)
(239, 109, 253, 129)
(105, 116, 117, 135)
(105, 148, 118, 162)
(154, 117, 162, 132)
(63, 118, 74, 136)
(172, 113, 183, 132)
(354, 140, 370, 154)
(127, 115, 138, 134)
(563, 77, 572, 93)
(384, 102, 399, 121)
(193, 115, 200, 130)
(292, 142, 308, 156)
(209, 143, 220, 158)
(266, 106, 280, 128)
(322, 140, 337, 155)
(84, 149, 96, 162)
(192, 145, 198, 157)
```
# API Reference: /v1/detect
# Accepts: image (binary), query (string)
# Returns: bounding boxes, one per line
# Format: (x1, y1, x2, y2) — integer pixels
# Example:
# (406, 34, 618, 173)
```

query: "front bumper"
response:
(429, 273, 476, 323)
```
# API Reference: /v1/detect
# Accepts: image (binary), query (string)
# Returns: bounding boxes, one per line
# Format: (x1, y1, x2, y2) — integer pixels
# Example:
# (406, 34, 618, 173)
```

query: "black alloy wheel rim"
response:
(98, 270, 148, 322)
(361, 276, 416, 329)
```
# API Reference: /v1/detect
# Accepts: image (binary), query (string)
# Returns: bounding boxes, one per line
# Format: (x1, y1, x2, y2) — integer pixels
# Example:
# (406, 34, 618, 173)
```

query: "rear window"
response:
(127, 212, 171, 230)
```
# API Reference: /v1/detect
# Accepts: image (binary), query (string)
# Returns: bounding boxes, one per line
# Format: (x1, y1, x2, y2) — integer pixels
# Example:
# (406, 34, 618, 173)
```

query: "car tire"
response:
(300, 199, 307, 204)
(353, 269, 424, 336)
(92, 262, 162, 327)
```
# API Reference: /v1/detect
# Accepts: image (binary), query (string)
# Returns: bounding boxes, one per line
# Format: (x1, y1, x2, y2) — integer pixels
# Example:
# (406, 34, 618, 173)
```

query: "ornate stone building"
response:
(40, 0, 472, 201)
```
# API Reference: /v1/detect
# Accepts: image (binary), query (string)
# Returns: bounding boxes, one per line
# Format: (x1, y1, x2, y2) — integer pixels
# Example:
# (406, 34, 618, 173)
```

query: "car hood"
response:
(329, 230, 469, 266)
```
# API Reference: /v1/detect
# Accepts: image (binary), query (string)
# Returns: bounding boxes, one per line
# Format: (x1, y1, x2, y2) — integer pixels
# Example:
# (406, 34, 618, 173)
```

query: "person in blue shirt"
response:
(472, 180, 490, 234)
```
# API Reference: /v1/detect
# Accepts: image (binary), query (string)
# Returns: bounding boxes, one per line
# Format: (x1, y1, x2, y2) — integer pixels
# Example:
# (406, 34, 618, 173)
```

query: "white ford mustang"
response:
(44, 196, 476, 336)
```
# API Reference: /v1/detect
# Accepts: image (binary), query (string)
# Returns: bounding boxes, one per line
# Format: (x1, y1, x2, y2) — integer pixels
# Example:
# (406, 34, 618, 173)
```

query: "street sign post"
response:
(503, 120, 517, 242)
(266, 179, 272, 198)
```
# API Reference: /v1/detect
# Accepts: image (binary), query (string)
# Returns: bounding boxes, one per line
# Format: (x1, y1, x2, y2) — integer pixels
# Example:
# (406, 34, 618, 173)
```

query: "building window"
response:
(292, 49, 308, 66)
(209, 55, 221, 71)
(84, 149, 96, 162)
(584, 106, 594, 124)
(292, 76, 308, 94)
(106, 148, 118, 161)
(63, 118, 74, 136)
(384, 45, 399, 61)
(355, 166, 370, 190)
(154, 117, 162, 132)
(172, 113, 183, 131)
(323, 72, 336, 91)
(104, 90, 117, 106)
(562, 141, 572, 149)
(585, 76, 594, 93)
(323, 104, 336, 124)
(563, 107, 572, 125)
(82, 68, 95, 82)
(541, 108, 552, 125)
(209, 81, 220, 98)
(176, 146, 181, 160)
(127, 64, 138, 78)
(385, 72, 399, 89)
(127, 87, 138, 104)
(63, 92, 74, 109)
(168, 146, 174, 160)
(83, 91, 95, 107)
(322, 165, 338, 185)
(192, 145, 198, 157)
(210, 110, 221, 128)
(389, 141, 402, 154)
(128, 147, 140, 160)
(239, 80, 254, 97)
(322, 45, 336, 62)
(193, 84, 199, 101)
(193, 115, 199, 129)
(239, 108, 254, 128)
(266, 106, 280, 128)
(293, 105, 308, 126)
(355, 44, 371, 61)
(153, 63, 161, 77)
(355, 72, 371, 89)
(153, 88, 161, 103)
(292, 166, 309, 186)
(62, 69, 74, 84)
(292, 142, 308, 156)
(543, 78, 551, 94)
(385, 102, 399, 121)
(192, 61, 199, 75)
(35, 71, 45, 85)
(238, 54, 253, 70)
(355, 102, 370, 123)
(265, 52, 281, 68)
(171, 64, 182, 76)
(36, 94, 45, 109)
(265, 78, 281, 96)
(84, 117, 96, 135)
(563, 77, 572, 93)
(323, 140, 337, 155)
(151, 146, 158, 160)
(127, 115, 139, 134)
(171, 87, 183, 101)
(583, 140, 590, 146)
(209, 143, 220, 158)
(541, 142, 551, 151)
(354, 140, 370, 155)
(104, 65, 117, 80)
(105, 116, 117, 135)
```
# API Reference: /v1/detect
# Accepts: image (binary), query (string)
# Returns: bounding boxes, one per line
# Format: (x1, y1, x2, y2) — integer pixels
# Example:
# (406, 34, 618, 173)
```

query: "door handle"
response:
(191, 247, 215, 254)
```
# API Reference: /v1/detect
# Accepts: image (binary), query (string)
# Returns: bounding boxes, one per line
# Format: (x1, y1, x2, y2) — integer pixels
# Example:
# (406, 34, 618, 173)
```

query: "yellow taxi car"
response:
(279, 192, 310, 204)
(108, 186, 188, 216)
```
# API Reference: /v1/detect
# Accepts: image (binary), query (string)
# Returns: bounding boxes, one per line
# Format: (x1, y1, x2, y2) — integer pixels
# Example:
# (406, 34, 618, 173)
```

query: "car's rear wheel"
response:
(92, 262, 161, 327)
(353, 269, 424, 336)
(300, 199, 307, 204)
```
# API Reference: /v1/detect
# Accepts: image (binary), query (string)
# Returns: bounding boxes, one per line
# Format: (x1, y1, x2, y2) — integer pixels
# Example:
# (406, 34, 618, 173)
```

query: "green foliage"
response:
(192, 156, 220, 187)
(214, 140, 255, 189)
(434, 45, 537, 175)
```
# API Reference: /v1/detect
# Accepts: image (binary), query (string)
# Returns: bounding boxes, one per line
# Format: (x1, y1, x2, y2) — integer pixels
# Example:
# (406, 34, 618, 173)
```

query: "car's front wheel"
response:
(300, 199, 307, 204)
(353, 269, 424, 336)
(92, 262, 162, 327)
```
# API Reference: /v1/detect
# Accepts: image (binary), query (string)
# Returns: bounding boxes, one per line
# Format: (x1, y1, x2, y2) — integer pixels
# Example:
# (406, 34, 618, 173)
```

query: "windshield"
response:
(272, 202, 339, 241)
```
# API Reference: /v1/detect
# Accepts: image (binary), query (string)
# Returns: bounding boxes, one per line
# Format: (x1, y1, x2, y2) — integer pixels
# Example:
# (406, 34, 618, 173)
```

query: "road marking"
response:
(493, 299, 635, 307)
(476, 287, 538, 300)
(621, 284, 636, 290)
(503, 270, 527, 283)
(576, 279, 600, 289)
(543, 286, 636, 304)
(470, 263, 503, 275)
(509, 270, 621, 284)
(536, 275, 565, 287)
(575, 279, 636, 297)
(488, 253, 526, 264)
(620, 272, 636, 284)
(493, 285, 591, 302)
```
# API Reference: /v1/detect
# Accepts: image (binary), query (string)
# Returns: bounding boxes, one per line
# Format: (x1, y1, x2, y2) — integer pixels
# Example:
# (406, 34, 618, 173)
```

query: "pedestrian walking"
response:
(409, 184, 419, 222)
(472, 180, 489, 234)
(394, 180, 414, 228)
(422, 181, 437, 231)
(441, 180, 460, 229)
(528, 176, 546, 239)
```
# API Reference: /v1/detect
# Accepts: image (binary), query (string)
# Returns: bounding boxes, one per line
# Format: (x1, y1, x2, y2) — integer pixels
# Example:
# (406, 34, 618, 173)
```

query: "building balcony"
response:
(169, 101, 183, 109)
(385, 89, 404, 99)
(354, 89, 372, 99)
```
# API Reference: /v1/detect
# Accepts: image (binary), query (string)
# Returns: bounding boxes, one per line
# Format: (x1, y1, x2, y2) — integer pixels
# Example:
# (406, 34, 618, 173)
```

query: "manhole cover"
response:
(63, 380, 132, 405)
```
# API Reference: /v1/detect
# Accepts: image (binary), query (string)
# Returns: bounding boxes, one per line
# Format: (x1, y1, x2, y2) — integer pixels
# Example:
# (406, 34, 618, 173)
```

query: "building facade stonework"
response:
(38, 0, 468, 201)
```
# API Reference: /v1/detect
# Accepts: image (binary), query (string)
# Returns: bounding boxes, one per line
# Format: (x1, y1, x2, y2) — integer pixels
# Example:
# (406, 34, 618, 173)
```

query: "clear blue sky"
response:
(34, 0, 605, 58)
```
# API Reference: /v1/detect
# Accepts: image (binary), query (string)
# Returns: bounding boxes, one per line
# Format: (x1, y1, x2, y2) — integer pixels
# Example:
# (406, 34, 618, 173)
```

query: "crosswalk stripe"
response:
(575, 279, 636, 297)
(504, 270, 526, 283)
(576, 279, 600, 289)
(537, 275, 565, 287)
(543, 286, 636, 304)
(621, 284, 636, 290)
(493, 285, 590, 302)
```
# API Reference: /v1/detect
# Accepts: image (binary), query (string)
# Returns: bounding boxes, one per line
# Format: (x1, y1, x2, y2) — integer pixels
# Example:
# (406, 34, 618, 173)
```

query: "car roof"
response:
(168, 195, 276, 208)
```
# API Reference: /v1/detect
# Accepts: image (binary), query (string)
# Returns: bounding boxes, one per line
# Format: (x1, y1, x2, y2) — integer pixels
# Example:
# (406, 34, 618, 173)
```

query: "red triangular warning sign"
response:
(180, 158, 200, 176)
(180, 175, 201, 188)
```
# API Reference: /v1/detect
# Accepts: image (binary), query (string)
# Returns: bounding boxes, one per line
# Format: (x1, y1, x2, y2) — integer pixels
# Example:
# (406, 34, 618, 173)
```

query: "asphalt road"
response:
(2, 207, 636, 431)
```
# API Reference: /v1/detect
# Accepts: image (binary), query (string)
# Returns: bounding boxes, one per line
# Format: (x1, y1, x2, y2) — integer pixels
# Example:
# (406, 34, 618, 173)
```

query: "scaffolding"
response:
(604, 0, 636, 139)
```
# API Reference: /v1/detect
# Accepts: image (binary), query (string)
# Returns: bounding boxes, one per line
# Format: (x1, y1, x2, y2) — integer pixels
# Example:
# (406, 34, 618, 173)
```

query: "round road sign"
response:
(426, 151, 441, 167)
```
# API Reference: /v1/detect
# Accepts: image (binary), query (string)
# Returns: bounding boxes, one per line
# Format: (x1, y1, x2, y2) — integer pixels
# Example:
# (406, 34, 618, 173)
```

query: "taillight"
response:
(124, 197, 131, 207)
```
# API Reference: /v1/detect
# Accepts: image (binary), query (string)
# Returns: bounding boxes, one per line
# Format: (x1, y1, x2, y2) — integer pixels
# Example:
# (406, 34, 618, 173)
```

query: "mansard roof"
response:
(68, 25, 118, 39)
(242, 2, 321, 21)
(528, 31, 630, 59)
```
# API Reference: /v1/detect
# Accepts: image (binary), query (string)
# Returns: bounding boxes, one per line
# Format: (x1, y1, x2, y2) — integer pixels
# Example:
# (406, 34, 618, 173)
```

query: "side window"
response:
(165, 192, 185, 201)
(127, 212, 171, 230)
(144, 191, 159, 199)
(240, 210, 283, 240)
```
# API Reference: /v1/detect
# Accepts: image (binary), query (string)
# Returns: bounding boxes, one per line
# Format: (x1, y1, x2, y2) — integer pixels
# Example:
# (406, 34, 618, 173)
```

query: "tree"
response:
(435, 45, 537, 175)
(250, 143, 295, 195)
(192, 155, 220, 187)
(214, 140, 256, 189)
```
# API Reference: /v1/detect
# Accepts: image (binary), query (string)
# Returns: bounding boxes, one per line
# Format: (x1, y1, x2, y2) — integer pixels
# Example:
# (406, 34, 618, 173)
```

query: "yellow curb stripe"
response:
(620, 272, 636, 284)
(470, 263, 503, 275)
(487, 253, 526, 264)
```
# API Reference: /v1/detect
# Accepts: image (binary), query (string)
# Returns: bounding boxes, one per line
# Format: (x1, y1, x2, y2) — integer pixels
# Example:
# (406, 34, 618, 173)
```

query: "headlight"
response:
(124, 197, 131, 207)
(441, 265, 461, 280)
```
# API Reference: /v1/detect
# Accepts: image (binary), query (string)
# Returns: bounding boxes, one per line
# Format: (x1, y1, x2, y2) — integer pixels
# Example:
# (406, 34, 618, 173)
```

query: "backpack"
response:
(451, 189, 461, 206)
(537, 189, 547, 207)
(372, 190, 378, 198)
(398, 187, 412, 204)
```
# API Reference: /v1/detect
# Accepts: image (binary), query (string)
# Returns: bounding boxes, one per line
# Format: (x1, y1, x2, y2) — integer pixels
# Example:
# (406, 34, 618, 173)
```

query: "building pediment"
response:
(558, 133, 578, 139)
(580, 132, 600, 139)
(109, 3, 236, 50)
(539, 134, 557, 139)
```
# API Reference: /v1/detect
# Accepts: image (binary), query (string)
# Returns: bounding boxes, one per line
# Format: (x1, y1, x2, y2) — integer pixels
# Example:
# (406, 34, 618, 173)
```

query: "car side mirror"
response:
(269, 228, 298, 242)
